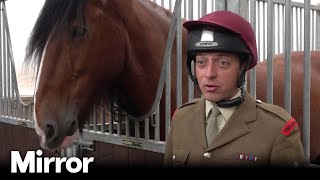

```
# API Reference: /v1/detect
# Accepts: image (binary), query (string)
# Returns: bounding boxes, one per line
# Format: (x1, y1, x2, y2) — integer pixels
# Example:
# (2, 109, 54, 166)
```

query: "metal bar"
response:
(134, 120, 140, 138)
(82, 130, 166, 154)
(125, 116, 130, 136)
(227, 0, 239, 13)
(300, 8, 303, 50)
(176, 2, 182, 108)
(201, 0, 207, 16)
(7, 43, 11, 117)
(188, 0, 194, 101)
(284, 0, 291, 115)
(108, 112, 112, 133)
(0, 2, 3, 115)
(257, 1, 260, 62)
(303, 0, 311, 165)
(93, 104, 97, 132)
(144, 117, 149, 140)
(249, 0, 256, 97)
(3, 18, 7, 116)
(316, 10, 320, 50)
(117, 115, 121, 135)
(267, 0, 274, 104)
(101, 105, 105, 133)
(215, 0, 226, 11)
(155, 105, 160, 141)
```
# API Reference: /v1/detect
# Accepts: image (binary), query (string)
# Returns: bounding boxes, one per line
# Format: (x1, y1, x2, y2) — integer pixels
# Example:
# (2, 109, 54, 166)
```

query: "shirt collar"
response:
(205, 89, 241, 121)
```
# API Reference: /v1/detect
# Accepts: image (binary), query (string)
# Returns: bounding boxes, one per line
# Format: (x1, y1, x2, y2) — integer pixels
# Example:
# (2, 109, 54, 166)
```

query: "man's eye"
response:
(218, 60, 229, 66)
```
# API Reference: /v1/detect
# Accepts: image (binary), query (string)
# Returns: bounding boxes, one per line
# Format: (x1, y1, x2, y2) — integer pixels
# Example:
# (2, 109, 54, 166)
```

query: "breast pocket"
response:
(172, 148, 190, 167)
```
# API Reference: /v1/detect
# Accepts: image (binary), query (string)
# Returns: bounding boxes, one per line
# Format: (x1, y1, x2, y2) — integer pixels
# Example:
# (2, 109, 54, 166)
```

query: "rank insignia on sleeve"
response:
(281, 118, 298, 136)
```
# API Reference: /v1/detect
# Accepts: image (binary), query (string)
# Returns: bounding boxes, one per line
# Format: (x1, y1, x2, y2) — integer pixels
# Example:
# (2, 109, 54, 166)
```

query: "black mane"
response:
(24, 0, 86, 72)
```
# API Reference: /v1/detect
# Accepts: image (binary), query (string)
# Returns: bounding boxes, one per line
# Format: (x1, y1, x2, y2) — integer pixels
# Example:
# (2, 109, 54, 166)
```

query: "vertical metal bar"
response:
(7, 44, 11, 117)
(257, 2, 260, 62)
(184, 0, 187, 19)
(134, 120, 140, 138)
(215, 0, 226, 11)
(93, 104, 97, 132)
(198, 0, 201, 18)
(274, 4, 283, 54)
(101, 105, 105, 133)
(188, 0, 194, 101)
(155, 105, 160, 141)
(267, 0, 274, 104)
(117, 115, 121, 135)
(144, 117, 150, 140)
(176, 2, 182, 108)
(201, 0, 207, 16)
(212, 0, 215, 12)
(296, 7, 299, 51)
(250, 0, 256, 98)
(239, 0, 249, 20)
(108, 112, 112, 133)
(284, 0, 291, 115)
(303, 0, 311, 165)
(316, 10, 320, 50)
(0, 2, 3, 116)
(125, 116, 130, 136)
(3, 18, 7, 116)
(300, 8, 303, 50)
(227, 0, 239, 14)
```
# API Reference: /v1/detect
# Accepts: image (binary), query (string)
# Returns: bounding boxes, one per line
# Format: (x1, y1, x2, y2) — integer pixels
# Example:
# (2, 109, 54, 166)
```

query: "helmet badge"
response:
(195, 29, 219, 47)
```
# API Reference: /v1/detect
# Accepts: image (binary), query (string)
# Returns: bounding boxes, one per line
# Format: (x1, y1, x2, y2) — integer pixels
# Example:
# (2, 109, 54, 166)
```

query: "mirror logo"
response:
(11, 150, 94, 173)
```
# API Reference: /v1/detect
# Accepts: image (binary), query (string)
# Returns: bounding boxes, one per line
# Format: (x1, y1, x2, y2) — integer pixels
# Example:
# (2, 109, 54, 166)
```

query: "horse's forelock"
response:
(24, 0, 86, 74)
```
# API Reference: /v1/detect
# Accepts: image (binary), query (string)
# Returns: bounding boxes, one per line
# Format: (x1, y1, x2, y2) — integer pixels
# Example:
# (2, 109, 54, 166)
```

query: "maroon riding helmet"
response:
(183, 11, 258, 107)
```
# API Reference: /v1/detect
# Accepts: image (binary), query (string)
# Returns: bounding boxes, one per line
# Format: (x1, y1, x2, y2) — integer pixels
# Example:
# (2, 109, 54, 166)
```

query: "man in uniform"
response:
(163, 11, 305, 167)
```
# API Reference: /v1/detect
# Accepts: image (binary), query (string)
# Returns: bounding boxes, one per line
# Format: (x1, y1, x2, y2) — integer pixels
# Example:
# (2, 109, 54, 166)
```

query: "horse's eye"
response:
(72, 26, 87, 39)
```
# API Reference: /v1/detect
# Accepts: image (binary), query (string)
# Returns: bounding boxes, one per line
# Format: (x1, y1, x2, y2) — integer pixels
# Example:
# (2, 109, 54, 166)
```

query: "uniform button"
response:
(256, 99, 262, 104)
(172, 155, 176, 160)
(203, 152, 211, 159)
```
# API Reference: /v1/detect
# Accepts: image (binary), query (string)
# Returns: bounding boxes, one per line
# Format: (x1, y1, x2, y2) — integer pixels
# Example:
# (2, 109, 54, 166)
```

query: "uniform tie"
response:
(206, 107, 221, 146)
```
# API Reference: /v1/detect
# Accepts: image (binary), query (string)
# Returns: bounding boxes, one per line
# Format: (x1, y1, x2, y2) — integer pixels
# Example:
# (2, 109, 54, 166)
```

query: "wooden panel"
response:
(0, 123, 59, 168)
(128, 148, 146, 167)
(145, 151, 164, 167)
(112, 144, 129, 167)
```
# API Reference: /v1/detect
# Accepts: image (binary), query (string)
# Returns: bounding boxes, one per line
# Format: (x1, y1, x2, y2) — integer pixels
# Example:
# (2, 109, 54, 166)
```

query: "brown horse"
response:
(248, 51, 320, 164)
(24, 0, 190, 150)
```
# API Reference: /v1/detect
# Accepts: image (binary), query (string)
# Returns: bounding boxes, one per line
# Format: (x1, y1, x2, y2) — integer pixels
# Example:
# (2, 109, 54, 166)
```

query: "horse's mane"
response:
(24, 0, 86, 73)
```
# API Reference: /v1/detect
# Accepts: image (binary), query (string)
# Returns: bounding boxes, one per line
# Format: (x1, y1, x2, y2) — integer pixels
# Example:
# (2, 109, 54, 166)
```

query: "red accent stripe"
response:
(281, 118, 298, 136)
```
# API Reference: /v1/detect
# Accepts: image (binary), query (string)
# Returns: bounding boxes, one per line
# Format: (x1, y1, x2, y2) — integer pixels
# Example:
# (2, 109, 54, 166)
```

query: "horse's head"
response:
(25, 0, 127, 150)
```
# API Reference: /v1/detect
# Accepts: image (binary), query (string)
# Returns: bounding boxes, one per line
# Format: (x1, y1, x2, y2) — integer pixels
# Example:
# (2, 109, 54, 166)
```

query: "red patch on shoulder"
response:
(281, 118, 298, 136)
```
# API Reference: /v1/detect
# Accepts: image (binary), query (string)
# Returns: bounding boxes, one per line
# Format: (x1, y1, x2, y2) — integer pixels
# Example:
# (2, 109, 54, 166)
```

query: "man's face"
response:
(195, 52, 241, 103)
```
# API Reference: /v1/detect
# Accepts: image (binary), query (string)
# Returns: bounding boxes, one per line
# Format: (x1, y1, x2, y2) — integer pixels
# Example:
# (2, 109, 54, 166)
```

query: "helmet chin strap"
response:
(216, 57, 252, 108)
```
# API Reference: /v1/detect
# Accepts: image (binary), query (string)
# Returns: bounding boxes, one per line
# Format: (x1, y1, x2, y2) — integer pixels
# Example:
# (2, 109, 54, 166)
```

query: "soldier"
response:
(163, 11, 305, 167)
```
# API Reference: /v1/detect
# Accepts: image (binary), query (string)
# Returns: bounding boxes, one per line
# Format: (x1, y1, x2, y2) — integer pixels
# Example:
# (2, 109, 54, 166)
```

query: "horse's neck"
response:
(108, 0, 175, 116)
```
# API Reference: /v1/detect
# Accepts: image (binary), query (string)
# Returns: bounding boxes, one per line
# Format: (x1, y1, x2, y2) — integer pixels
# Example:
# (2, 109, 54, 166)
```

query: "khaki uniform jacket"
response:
(163, 91, 306, 168)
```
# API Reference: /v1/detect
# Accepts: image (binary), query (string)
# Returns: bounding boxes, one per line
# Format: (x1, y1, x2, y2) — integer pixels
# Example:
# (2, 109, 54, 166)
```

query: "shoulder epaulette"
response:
(255, 99, 291, 122)
(179, 98, 201, 109)
(255, 99, 299, 136)
(171, 98, 201, 119)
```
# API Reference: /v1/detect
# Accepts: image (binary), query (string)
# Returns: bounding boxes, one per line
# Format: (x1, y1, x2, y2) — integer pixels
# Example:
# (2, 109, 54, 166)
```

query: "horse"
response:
(24, 0, 319, 164)
(24, 0, 191, 151)
(247, 51, 320, 164)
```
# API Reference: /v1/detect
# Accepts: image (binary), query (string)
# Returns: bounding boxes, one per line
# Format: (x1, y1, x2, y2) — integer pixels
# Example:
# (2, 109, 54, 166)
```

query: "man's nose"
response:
(205, 63, 217, 78)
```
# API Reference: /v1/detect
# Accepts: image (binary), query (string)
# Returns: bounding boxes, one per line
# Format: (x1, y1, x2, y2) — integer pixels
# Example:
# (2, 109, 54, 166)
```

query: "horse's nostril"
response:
(46, 124, 55, 139)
